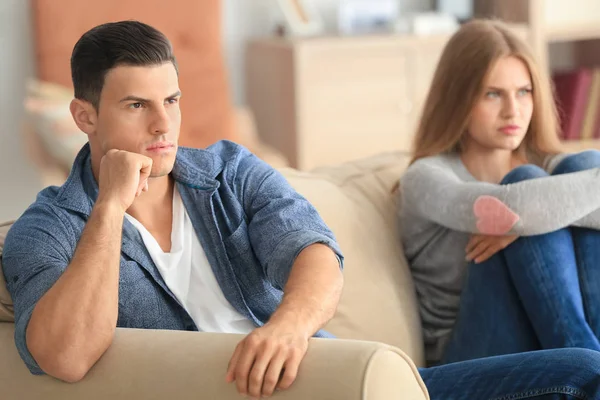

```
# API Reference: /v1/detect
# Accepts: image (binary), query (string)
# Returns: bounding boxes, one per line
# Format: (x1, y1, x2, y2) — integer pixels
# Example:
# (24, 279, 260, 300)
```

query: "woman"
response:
(398, 19, 600, 368)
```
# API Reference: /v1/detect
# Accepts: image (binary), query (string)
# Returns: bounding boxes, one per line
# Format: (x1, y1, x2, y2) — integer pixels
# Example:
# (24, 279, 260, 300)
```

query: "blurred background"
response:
(1, 0, 600, 221)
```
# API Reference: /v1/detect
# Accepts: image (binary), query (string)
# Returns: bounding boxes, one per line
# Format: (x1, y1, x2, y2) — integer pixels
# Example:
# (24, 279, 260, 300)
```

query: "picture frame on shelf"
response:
(275, 0, 324, 37)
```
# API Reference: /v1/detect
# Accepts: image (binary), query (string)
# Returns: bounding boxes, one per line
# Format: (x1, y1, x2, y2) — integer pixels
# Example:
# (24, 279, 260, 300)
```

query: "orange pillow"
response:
(32, 0, 236, 148)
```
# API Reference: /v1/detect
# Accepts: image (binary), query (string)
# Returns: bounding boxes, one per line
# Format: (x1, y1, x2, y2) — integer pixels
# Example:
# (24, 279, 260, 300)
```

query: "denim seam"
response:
(490, 385, 588, 400)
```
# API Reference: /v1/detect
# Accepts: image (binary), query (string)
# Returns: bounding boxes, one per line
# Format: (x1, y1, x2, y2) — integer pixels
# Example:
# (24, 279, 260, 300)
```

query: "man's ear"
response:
(70, 98, 97, 136)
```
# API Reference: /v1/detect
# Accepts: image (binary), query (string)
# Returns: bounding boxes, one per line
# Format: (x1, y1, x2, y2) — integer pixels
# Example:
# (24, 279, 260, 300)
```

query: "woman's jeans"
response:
(419, 348, 600, 399)
(417, 150, 600, 399)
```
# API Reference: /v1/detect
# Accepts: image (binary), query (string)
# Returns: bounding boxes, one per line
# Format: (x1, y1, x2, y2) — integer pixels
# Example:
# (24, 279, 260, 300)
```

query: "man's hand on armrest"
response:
(226, 243, 343, 399)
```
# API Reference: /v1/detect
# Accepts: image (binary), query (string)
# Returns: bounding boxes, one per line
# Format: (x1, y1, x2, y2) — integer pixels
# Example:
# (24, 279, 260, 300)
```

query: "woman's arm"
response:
(400, 157, 600, 236)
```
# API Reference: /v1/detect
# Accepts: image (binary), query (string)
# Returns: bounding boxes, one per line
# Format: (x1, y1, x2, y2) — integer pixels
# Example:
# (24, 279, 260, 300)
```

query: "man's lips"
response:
(147, 142, 174, 151)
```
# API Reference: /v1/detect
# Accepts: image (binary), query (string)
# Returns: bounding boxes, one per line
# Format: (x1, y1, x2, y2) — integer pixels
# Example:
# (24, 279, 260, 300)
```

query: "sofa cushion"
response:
(281, 152, 425, 366)
(0, 221, 15, 322)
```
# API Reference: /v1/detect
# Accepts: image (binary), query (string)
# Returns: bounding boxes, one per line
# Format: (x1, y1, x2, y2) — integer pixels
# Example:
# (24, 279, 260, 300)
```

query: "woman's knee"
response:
(501, 164, 548, 184)
(546, 348, 600, 380)
(553, 150, 600, 175)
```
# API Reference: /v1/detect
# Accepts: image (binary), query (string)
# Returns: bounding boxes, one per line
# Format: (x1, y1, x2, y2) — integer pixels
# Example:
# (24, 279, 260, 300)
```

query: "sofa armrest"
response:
(1, 325, 428, 400)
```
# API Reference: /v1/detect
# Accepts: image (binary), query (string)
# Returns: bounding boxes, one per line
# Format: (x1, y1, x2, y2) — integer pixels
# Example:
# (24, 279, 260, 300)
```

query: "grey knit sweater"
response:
(397, 152, 600, 364)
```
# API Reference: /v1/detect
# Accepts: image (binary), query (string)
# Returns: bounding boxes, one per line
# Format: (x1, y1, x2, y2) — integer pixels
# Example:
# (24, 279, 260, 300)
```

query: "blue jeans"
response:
(417, 150, 600, 399)
(419, 348, 600, 399)
(443, 150, 600, 363)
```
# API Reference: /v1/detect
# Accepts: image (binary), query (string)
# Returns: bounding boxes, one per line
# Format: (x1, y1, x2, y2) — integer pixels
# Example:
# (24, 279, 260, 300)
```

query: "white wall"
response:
(222, 0, 434, 105)
(0, 0, 40, 221)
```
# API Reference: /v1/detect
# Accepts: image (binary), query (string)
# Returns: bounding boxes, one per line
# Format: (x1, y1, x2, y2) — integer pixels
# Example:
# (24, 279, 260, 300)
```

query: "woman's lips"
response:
(499, 125, 520, 135)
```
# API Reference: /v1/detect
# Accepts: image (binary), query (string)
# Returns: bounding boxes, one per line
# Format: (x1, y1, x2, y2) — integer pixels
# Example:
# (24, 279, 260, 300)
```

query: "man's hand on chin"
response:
(226, 320, 310, 399)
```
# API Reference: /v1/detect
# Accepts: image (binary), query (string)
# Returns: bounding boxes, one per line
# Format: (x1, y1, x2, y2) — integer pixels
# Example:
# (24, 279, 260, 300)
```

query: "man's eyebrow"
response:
(119, 91, 182, 103)
(119, 95, 148, 103)
(166, 90, 182, 99)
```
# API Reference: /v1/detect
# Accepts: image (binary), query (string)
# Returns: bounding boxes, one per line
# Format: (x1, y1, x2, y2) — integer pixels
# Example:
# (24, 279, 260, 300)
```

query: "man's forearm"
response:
(267, 243, 343, 338)
(27, 200, 124, 382)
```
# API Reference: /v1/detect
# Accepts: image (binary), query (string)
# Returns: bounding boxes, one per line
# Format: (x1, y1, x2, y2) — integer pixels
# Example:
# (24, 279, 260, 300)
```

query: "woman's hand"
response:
(466, 234, 519, 263)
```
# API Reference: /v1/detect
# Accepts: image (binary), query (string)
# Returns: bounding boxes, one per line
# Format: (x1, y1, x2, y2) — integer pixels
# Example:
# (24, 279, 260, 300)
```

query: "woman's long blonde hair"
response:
(410, 19, 562, 165)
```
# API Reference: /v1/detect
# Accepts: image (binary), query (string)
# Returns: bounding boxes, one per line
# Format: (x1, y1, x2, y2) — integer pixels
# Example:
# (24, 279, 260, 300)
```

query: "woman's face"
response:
(465, 56, 534, 152)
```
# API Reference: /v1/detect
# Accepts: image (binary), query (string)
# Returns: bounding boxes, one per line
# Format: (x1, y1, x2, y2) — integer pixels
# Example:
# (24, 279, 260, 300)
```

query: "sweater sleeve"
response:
(400, 157, 600, 236)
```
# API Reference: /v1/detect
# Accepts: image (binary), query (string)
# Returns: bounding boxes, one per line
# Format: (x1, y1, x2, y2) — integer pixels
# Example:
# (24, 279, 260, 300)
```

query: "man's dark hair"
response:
(71, 20, 178, 109)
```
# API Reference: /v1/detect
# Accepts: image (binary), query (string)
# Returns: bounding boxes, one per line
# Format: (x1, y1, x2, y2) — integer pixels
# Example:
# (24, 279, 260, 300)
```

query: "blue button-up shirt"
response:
(2, 141, 343, 374)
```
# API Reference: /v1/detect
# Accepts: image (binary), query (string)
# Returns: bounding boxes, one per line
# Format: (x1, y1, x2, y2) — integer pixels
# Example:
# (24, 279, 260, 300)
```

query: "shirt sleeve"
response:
(2, 205, 73, 375)
(231, 146, 344, 290)
(400, 158, 600, 236)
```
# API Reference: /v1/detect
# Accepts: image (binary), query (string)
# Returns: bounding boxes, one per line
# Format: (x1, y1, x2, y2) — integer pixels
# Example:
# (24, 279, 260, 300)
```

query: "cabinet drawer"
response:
(303, 78, 412, 121)
(300, 40, 412, 86)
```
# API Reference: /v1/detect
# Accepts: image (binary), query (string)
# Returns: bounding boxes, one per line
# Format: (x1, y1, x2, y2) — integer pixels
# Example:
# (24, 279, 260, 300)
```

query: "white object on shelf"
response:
(394, 12, 459, 36)
(338, 0, 399, 35)
(436, 0, 473, 21)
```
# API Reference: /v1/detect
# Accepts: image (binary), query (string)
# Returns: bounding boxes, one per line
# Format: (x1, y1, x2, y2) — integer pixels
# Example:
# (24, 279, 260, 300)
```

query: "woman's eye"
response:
(486, 91, 500, 98)
(518, 88, 532, 96)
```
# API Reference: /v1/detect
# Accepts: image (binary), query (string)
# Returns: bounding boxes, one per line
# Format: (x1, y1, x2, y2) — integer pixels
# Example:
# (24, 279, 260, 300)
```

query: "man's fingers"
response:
(248, 345, 276, 399)
(136, 178, 148, 196)
(235, 339, 259, 396)
(262, 352, 287, 397)
(139, 155, 153, 173)
(226, 342, 243, 383)
(277, 351, 303, 390)
(137, 156, 152, 194)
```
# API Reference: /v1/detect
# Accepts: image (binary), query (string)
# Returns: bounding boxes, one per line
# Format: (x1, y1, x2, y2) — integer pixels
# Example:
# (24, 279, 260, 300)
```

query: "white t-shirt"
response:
(125, 187, 255, 334)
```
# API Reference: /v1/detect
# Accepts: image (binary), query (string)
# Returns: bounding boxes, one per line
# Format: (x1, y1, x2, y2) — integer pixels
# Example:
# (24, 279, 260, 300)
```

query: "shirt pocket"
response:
(117, 259, 165, 328)
(222, 219, 272, 293)
(223, 219, 252, 261)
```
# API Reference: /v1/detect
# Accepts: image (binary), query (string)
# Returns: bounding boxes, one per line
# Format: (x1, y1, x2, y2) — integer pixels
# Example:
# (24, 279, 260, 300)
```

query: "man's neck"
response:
(127, 175, 174, 220)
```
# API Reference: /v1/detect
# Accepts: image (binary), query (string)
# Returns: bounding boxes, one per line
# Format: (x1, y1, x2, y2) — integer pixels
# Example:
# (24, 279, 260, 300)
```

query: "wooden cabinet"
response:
(245, 35, 448, 170)
(245, 25, 532, 170)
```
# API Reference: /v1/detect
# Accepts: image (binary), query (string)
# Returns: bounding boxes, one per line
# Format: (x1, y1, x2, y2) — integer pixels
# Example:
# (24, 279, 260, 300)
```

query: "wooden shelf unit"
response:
(561, 139, 600, 152)
(546, 24, 600, 43)
(475, 0, 600, 70)
(478, 1, 600, 147)
(246, 27, 528, 170)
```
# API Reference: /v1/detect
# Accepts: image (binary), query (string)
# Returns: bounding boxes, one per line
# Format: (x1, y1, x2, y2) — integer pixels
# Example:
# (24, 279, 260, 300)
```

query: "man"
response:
(3, 21, 343, 398)
(4, 21, 600, 400)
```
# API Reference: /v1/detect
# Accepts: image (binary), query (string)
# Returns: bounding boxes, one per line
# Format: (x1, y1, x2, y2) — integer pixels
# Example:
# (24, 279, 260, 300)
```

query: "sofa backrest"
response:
(0, 221, 15, 322)
(0, 152, 424, 365)
(281, 152, 424, 366)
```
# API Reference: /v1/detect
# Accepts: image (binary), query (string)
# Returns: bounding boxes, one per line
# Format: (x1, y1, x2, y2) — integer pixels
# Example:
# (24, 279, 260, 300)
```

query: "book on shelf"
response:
(552, 68, 593, 140)
(594, 77, 600, 139)
(580, 69, 600, 140)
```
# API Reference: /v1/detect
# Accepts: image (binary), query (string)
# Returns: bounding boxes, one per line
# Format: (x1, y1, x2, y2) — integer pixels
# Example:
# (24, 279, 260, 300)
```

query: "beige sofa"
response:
(0, 152, 429, 400)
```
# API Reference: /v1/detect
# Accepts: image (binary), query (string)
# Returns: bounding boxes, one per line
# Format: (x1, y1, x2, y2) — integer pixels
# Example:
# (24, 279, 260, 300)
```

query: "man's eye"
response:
(166, 98, 178, 104)
(130, 102, 143, 109)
